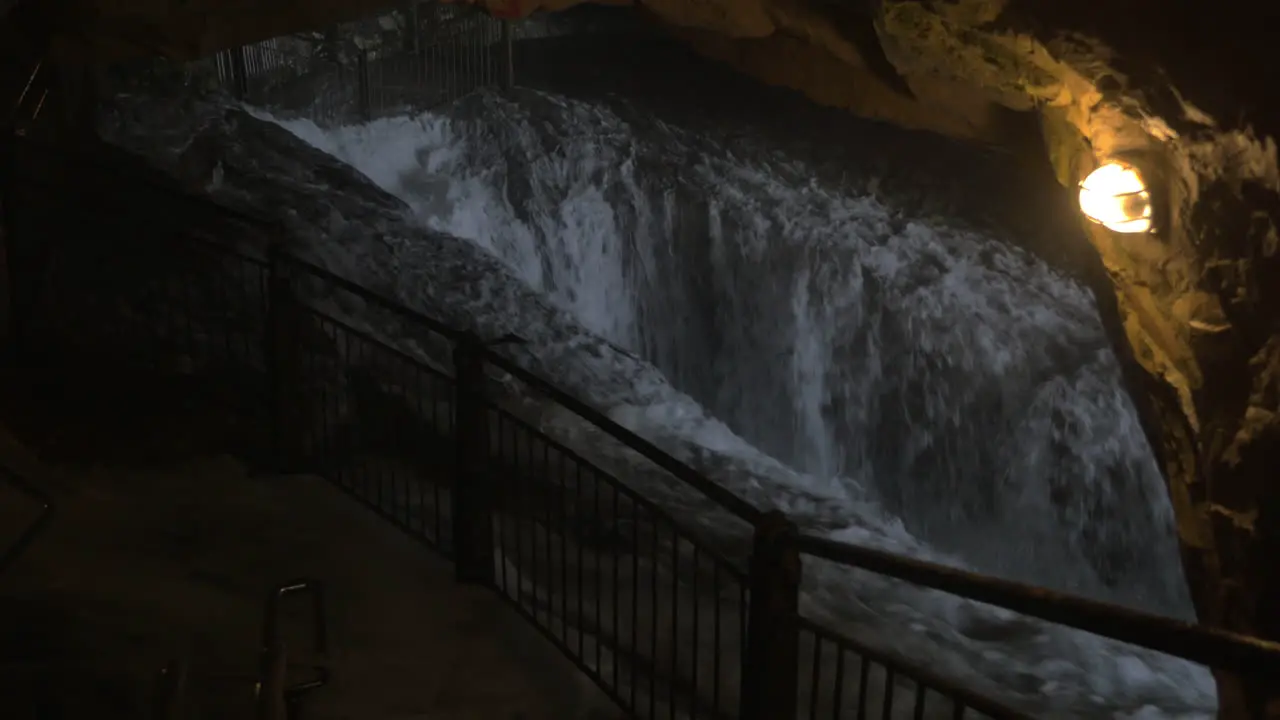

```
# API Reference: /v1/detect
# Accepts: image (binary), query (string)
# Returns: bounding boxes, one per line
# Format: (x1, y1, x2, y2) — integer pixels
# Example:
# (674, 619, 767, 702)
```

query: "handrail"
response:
(274, 252, 1279, 693)
(284, 249, 760, 523)
(794, 533, 1280, 676)
(8, 128, 1280, 706)
(278, 253, 461, 341)
(480, 350, 762, 524)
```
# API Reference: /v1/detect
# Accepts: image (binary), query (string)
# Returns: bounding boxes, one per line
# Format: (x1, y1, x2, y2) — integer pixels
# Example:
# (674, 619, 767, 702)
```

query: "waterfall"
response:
(279, 90, 1189, 608)
(214, 85, 1212, 716)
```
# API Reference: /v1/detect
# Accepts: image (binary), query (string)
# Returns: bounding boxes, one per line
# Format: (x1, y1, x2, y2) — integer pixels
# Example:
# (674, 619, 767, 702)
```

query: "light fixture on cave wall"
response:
(1078, 160, 1156, 234)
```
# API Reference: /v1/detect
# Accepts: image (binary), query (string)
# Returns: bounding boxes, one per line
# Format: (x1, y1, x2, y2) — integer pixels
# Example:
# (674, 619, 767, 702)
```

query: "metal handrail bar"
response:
(7, 129, 1280, 691)
(481, 351, 763, 524)
(794, 533, 1280, 676)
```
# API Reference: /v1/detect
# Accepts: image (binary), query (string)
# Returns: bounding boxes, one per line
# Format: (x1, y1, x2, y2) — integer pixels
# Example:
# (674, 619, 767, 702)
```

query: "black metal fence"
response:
(4, 134, 1280, 720)
(471, 349, 757, 718)
(199, 3, 512, 125)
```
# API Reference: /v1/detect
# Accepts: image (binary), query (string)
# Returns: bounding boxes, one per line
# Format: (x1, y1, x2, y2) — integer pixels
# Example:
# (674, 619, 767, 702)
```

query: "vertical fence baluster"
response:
(881, 667, 896, 720)
(575, 462, 586, 660)
(527, 425, 539, 620)
(691, 545, 702, 716)
(810, 634, 823, 720)
(831, 646, 846, 718)
(452, 333, 494, 585)
(502, 20, 514, 90)
(626, 491, 636, 705)
(265, 243, 295, 471)
(712, 562, 723, 713)
(232, 45, 249, 100)
(670, 530, 679, 719)
(856, 657, 870, 720)
(594, 469, 604, 676)
(357, 49, 371, 121)
(650, 518, 660, 718)
(741, 510, 802, 720)
(497, 413, 510, 593)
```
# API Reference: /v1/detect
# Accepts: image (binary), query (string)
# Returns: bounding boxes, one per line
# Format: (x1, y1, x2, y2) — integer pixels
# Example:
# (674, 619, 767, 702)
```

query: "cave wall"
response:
(25, 0, 1280, 712)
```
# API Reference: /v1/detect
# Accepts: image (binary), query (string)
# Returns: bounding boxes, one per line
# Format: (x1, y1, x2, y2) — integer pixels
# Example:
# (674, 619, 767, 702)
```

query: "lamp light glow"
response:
(1078, 161, 1153, 233)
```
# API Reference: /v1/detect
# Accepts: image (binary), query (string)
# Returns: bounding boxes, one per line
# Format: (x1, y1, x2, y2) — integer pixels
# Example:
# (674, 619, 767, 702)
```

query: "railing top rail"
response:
(12, 127, 1280, 685)
(278, 252, 461, 341)
(794, 533, 1280, 676)
(480, 351, 763, 524)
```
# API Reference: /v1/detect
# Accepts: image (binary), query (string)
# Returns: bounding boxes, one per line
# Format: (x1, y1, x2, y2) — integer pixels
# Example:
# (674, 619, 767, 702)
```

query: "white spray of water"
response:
(263, 90, 1216, 718)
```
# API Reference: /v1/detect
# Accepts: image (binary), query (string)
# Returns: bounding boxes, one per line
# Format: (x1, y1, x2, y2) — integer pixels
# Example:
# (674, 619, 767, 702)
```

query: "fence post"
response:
(741, 510, 802, 720)
(265, 243, 295, 472)
(406, 1, 420, 53)
(501, 21, 514, 90)
(231, 46, 249, 100)
(356, 49, 371, 121)
(451, 333, 494, 585)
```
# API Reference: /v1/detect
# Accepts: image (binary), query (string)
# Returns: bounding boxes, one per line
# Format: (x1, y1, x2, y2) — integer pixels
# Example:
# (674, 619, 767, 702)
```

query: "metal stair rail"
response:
(3, 130, 1280, 720)
(260, 578, 331, 706)
(150, 579, 331, 720)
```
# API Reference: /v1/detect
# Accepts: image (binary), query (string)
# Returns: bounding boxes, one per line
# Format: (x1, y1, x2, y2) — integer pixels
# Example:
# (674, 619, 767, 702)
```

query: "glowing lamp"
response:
(1078, 161, 1153, 234)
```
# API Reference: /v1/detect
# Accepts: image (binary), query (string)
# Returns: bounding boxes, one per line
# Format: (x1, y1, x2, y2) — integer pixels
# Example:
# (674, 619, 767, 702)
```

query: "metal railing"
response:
(149, 578, 330, 720)
(199, 3, 512, 125)
(4, 132, 1280, 720)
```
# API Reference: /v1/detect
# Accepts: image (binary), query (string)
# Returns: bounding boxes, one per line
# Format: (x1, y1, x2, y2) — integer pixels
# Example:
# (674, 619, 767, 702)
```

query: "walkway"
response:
(0, 366, 622, 719)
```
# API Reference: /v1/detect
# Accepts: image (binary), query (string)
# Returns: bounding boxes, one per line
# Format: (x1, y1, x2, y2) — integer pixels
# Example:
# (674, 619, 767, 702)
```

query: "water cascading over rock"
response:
(98, 77, 1217, 716)
(282, 88, 1193, 614)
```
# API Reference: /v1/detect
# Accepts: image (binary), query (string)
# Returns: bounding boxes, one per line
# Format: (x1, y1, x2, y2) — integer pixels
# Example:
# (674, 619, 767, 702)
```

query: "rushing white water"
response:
(228, 87, 1215, 717)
